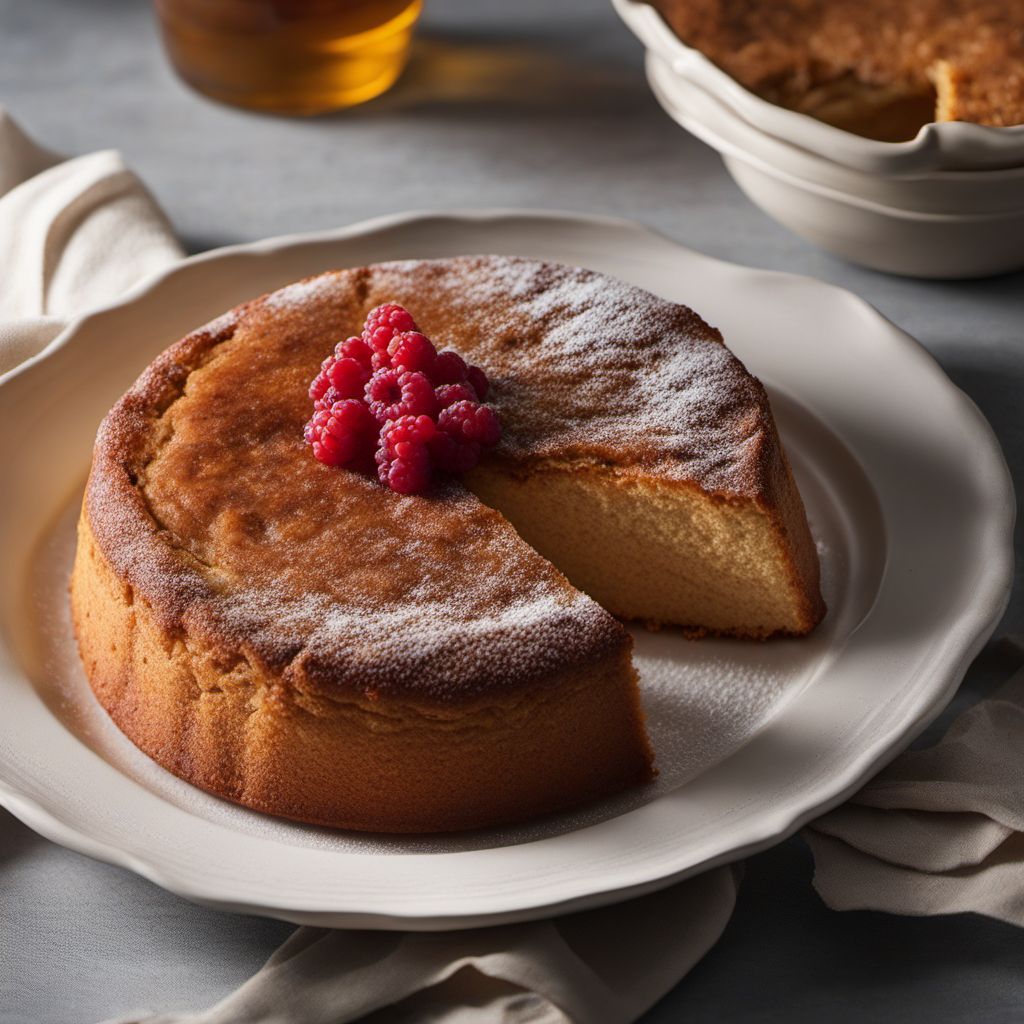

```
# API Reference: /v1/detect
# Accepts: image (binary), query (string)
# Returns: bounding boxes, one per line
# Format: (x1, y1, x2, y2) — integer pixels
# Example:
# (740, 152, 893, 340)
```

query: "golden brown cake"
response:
(650, 0, 1024, 137)
(71, 255, 824, 833)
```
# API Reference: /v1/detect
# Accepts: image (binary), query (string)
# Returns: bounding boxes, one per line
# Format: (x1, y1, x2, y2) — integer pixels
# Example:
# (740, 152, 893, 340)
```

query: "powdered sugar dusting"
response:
(196, 308, 240, 337)
(367, 256, 772, 494)
(212, 539, 615, 702)
(262, 274, 345, 311)
(85, 254, 791, 707)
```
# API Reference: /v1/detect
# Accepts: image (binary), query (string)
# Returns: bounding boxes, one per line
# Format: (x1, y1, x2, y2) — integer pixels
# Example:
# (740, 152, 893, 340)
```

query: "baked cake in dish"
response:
(650, 0, 1024, 138)
(71, 256, 824, 833)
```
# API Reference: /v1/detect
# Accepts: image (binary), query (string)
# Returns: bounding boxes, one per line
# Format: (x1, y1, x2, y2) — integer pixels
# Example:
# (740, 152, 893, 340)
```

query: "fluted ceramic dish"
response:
(645, 54, 1024, 278)
(0, 212, 1013, 929)
(613, 0, 1024, 175)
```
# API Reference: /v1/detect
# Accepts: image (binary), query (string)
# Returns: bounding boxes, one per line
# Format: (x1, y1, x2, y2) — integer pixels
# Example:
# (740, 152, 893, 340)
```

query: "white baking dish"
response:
(646, 53, 1024, 278)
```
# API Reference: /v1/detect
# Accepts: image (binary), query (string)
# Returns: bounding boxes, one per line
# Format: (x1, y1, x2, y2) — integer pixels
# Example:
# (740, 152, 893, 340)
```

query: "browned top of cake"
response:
(650, 0, 1024, 128)
(85, 256, 778, 705)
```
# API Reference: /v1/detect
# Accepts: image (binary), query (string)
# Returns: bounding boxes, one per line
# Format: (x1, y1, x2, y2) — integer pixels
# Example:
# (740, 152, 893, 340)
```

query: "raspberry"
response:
(308, 370, 331, 403)
(308, 353, 338, 400)
(466, 365, 489, 401)
(379, 414, 437, 451)
(388, 331, 437, 375)
(375, 431, 433, 494)
(362, 303, 417, 352)
(314, 385, 347, 410)
(305, 305, 499, 494)
(431, 349, 468, 385)
(435, 382, 477, 409)
(302, 413, 323, 445)
(365, 369, 437, 423)
(305, 399, 376, 467)
(429, 431, 481, 474)
(326, 356, 371, 399)
(335, 336, 373, 368)
(438, 400, 501, 448)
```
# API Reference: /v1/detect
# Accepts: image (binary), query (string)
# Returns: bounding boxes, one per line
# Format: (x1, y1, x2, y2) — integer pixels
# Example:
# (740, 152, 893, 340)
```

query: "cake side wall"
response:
(70, 506, 653, 834)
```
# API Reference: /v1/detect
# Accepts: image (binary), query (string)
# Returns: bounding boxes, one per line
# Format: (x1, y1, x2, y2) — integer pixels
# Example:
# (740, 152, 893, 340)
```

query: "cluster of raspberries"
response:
(304, 303, 501, 494)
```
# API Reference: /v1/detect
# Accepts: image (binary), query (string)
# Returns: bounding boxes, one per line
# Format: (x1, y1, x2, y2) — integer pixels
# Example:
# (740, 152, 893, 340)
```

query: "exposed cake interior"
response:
(468, 463, 816, 636)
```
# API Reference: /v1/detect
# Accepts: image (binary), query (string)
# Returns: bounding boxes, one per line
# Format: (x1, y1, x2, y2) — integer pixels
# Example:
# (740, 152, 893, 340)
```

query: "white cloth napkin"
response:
(806, 639, 1024, 925)
(0, 106, 182, 376)
(106, 867, 741, 1024)
(0, 105, 741, 1024)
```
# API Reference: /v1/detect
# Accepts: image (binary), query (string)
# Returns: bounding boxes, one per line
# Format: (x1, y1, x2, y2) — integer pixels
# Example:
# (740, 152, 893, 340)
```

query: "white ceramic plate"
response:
(612, 0, 1024, 175)
(0, 212, 1013, 930)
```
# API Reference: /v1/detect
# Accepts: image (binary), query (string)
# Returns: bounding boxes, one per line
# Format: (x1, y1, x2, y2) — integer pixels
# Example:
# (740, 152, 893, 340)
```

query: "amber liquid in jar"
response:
(154, 0, 421, 114)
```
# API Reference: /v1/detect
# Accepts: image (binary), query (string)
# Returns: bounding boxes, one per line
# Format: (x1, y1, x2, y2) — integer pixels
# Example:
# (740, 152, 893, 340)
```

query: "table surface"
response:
(2, 1, 1023, 1021)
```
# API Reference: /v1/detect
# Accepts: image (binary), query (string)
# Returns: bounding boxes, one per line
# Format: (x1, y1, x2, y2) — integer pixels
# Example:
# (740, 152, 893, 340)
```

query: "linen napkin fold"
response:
(0, 105, 741, 1024)
(105, 866, 741, 1024)
(0, 105, 182, 375)
(806, 639, 1024, 925)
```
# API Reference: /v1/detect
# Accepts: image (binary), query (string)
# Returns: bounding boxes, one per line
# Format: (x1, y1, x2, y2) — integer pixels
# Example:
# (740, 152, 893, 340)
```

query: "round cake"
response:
(71, 255, 824, 833)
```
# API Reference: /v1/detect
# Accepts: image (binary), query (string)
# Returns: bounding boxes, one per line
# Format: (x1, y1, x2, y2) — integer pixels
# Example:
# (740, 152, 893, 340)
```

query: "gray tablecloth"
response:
(2, 1, 1023, 1021)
